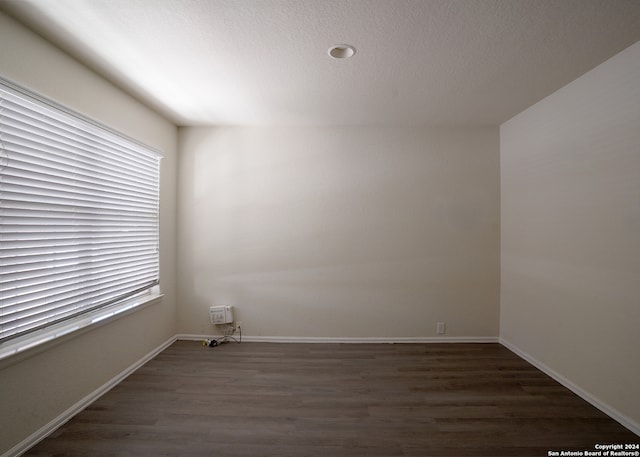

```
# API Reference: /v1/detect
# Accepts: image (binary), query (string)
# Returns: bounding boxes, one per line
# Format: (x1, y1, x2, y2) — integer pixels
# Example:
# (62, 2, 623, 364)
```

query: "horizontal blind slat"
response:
(2, 277, 159, 319)
(0, 241, 158, 264)
(1, 153, 158, 197)
(1, 96, 159, 164)
(1, 119, 159, 179)
(1, 263, 159, 301)
(1, 253, 157, 286)
(0, 80, 160, 344)
(2, 281, 157, 338)
(1, 146, 158, 193)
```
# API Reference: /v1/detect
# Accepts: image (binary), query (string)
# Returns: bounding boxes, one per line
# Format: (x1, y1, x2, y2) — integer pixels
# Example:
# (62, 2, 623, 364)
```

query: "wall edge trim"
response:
(176, 334, 499, 344)
(499, 337, 640, 437)
(3, 335, 177, 457)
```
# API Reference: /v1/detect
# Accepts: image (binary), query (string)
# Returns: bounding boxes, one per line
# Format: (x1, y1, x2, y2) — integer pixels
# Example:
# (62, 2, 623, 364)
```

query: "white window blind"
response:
(0, 79, 161, 345)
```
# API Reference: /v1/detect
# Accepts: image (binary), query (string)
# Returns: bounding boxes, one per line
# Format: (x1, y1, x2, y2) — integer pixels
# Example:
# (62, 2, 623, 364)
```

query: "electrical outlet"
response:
(236, 321, 242, 331)
(437, 322, 446, 334)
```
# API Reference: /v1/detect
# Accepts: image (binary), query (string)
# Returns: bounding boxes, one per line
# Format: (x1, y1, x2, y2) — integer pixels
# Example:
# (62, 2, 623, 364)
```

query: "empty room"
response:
(0, 0, 639, 456)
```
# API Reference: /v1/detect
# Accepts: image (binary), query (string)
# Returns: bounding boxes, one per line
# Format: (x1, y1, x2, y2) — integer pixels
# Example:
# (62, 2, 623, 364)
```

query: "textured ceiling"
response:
(1, 0, 639, 126)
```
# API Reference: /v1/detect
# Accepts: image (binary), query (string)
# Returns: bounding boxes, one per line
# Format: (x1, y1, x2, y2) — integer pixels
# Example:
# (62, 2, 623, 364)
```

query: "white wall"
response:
(500, 41, 640, 431)
(0, 11, 178, 454)
(177, 126, 499, 339)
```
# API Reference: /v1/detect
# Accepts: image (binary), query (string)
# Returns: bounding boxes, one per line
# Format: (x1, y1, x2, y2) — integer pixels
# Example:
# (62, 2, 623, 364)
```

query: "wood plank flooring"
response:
(25, 341, 638, 456)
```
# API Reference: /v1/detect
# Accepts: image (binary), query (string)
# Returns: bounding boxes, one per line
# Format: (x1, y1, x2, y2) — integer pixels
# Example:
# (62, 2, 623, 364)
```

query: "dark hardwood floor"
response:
(25, 341, 638, 456)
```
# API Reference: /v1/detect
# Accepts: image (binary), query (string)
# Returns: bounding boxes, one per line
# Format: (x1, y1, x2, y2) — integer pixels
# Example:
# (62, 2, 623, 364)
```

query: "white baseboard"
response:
(499, 337, 640, 437)
(4, 335, 177, 457)
(177, 334, 499, 344)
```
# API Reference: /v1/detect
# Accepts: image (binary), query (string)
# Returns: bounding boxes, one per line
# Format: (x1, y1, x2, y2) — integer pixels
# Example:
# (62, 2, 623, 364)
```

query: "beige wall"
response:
(0, 11, 178, 454)
(500, 41, 640, 430)
(177, 126, 500, 339)
(4, 1, 636, 449)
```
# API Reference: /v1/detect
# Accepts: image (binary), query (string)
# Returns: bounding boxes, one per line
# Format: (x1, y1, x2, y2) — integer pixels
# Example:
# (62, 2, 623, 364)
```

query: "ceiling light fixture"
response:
(328, 44, 356, 59)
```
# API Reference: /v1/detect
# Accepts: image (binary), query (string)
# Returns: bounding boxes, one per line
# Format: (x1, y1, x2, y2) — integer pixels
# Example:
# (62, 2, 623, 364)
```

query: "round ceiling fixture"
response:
(328, 44, 356, 59)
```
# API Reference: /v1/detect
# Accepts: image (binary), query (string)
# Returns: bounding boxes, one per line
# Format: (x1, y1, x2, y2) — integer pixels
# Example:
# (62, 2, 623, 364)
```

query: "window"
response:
(0, 77, 161, 358)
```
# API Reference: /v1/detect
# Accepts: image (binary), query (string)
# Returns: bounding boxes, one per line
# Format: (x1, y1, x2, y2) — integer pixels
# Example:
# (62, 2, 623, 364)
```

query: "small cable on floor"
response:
(202, 322, 241, 347)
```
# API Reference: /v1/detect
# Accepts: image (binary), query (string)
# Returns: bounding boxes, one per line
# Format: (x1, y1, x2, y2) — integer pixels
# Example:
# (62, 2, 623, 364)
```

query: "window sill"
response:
(0, 291, 163, 366)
